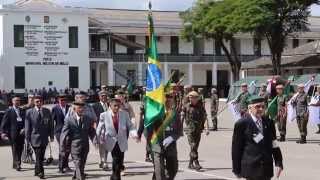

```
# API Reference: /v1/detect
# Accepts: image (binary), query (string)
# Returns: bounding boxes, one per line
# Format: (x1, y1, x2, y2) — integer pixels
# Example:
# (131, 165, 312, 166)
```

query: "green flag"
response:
(127, 80, 133, 96)
(266, 96, 278, 120)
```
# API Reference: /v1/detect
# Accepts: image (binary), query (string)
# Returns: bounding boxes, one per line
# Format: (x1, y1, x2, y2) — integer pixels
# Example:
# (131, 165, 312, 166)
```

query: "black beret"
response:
(72, 101, 85, 106)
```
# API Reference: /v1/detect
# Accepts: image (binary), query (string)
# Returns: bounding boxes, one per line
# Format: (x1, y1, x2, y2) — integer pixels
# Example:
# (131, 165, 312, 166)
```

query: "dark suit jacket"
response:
(51, 104, 70, 136)
(0, 107, 25, 140)
(232, 115, 283, 179)
(60, 114, 96, 155)
(25, 107, 54, 147)
(92, 102, 108, 122)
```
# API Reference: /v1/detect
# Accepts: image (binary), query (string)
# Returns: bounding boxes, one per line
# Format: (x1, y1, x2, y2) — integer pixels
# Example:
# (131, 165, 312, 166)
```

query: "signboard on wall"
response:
(24, 24, 69, 65)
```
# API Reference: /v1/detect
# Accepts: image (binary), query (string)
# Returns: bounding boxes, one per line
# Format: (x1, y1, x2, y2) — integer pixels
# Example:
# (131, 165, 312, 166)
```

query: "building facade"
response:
(0, 0, 90, 92)
(1, 0, 320, 97)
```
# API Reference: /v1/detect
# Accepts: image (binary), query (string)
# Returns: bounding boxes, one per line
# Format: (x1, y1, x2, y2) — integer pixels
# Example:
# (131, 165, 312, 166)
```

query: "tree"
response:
(229, 0, 319, 75)
(180, 0, 242, 81)
(182, 0, 319, 76)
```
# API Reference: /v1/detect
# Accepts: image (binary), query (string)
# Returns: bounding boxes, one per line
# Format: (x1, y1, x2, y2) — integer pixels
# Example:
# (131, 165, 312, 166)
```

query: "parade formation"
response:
(1, 1, 320, 180)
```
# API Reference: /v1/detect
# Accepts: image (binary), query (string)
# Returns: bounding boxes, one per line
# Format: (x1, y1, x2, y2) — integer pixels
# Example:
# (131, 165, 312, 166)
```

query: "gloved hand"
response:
(163, 136, 174, 148)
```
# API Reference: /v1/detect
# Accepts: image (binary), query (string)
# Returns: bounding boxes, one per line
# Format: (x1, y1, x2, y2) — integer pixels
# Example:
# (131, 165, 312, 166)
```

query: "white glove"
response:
(163, 136, 174, 148)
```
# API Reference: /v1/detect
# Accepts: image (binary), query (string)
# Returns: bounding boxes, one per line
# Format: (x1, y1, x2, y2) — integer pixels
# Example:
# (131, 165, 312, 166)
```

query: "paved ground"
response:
(1, 100, 320, 180)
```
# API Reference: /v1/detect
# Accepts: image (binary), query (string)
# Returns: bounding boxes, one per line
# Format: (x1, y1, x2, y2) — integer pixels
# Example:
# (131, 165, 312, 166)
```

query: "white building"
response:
(1, 0, 320, 97)
(0, 0, 90, 92)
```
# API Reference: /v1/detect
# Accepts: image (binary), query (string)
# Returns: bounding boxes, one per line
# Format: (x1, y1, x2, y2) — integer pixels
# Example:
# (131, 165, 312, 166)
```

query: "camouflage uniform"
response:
(210, 90, 219, 131)
(258, 89, 270, 105)
(276, 94, 288, 141)
(292, 92, 309, 143)
(182, 100, 207, 170)
(151, 105, 182, 180)
(234, 91, 250, 117)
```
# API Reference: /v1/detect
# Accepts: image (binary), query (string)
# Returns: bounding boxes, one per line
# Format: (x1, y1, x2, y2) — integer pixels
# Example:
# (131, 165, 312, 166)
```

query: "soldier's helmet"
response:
(276, 84, 284, 89)
(240, 83, 248, 87)
(211, 88, 217, 93)
(184, 85, 192, 89)
(188, 91, 199, 98)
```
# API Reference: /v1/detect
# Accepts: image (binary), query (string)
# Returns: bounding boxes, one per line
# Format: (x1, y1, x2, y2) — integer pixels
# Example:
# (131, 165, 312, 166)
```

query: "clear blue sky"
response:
(1, 0, 320, 15)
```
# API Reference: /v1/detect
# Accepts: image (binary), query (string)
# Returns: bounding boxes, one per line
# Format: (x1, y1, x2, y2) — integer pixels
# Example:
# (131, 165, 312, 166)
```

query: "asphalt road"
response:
(0, 100, 320, 180)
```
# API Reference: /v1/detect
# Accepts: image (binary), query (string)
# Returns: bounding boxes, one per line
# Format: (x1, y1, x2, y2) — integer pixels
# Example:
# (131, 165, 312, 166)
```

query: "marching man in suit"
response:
(96, 98, 138, 180)
(51, 94, 71, 173)
(232, 96, 283, 180)
(60, 101, 96, 180)
(92, 90, 109, 170)
(0, 95, 25, 171)
(25, 95, 54, 179)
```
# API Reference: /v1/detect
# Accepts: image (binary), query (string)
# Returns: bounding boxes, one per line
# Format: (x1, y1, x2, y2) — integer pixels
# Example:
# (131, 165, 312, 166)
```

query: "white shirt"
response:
(100, 101, 108, 112)
(75, 113, 81, 126)
(60, 105, 66, 116)
(12, 106, 22, 121)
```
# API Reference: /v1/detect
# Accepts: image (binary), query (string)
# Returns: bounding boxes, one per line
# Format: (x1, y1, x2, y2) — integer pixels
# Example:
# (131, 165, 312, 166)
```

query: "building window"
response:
(293, 39, 299, 48)
(44, 16, 49, 23)
(15, 66, 25, 89)
(69, 26, 78, 48)
(69, 67, 79, 88)
(170, 36, 179, 55)
(127, 35, 136, 55)
(215, 40, 222, 55)
(253, 38, 261, 56)
(194, 38, 204, 55)
(14, 25, 24, 47)
(308, 39, 314, 43)
(91, 35, 100, 51)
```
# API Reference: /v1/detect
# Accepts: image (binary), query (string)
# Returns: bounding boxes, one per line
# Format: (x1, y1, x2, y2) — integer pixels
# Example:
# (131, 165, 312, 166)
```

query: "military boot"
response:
(188, 159, 195, 169)
(300, 136, 307, 144)
(296, 135, 306, 144)
(194, 160, 202, 171)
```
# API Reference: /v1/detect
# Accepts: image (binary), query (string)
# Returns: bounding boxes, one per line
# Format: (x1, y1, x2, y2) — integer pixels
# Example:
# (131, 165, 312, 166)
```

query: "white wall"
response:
(157, 36, 170, 54)
(116, 44, 127, 53)
(135, 35, 145, 54)
(100, 37, 108, 51)
(0, 10, 89, 91)
(179, 38, 193, 54)
(261, 39, 270, 55)
(204, 39, 214, 55)
(240, 38, 254, 55)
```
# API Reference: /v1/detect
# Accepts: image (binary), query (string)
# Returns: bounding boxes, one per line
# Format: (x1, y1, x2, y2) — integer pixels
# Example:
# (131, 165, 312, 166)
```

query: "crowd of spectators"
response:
(0, 86, 145, 105)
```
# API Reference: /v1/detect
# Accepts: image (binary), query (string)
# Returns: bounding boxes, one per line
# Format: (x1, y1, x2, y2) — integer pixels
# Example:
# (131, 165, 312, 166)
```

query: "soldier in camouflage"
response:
(275, 85, 288, 142)
(292, 84, 309, 144)
(210, 88, 219, 131)
(258, 83, 270, 105)
(182, 91, 209, 171)
(233, 83, 250, 117)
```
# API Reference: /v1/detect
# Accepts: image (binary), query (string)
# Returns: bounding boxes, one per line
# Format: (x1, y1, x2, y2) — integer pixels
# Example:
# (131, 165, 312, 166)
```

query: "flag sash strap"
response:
(150, 109, 176, 145)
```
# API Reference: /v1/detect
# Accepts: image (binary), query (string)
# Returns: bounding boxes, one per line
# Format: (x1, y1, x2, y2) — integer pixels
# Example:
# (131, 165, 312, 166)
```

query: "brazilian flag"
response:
(144, 5, 165, 128)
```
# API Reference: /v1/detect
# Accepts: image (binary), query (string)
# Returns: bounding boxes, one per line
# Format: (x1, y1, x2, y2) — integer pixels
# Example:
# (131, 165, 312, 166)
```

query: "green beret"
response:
(248, 95, 265, 105)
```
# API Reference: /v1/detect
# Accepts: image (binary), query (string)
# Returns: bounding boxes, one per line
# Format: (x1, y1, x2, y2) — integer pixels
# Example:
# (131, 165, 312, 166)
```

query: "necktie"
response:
(79, 117, 83, 128)
(38, 109, 42, 122)
(113, 114, 119, 133)
(257, 119, 263, 132)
